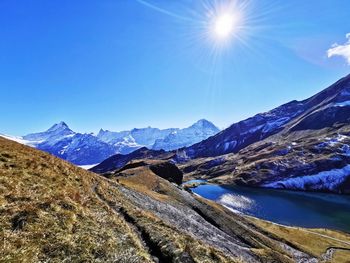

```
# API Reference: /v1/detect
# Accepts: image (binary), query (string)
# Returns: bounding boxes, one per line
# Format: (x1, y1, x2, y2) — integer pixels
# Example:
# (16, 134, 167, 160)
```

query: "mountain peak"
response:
(97, 128, 105, 135)
(191, 119, 219, 131)
(47, 121, 70, 131)
(23, 121, 74, 142)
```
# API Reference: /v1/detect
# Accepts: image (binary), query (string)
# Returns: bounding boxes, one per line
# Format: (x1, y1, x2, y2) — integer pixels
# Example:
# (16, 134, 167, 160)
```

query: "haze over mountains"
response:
(0, 119, 220, 165)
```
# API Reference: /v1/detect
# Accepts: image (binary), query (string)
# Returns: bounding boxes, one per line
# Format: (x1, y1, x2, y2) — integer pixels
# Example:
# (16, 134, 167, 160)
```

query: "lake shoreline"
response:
(187, 182, 350, 233)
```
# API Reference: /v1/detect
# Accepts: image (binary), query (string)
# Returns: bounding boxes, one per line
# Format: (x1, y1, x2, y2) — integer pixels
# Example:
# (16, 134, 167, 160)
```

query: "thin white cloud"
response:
(327, 33, 350, 65)
(136, 0, 194, 22)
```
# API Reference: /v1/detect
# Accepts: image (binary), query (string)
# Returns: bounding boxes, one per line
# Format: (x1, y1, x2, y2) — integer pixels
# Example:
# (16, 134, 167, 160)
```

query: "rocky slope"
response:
(184, 74, 350, 159)
(180, 126, 350, 194)
(180, 74, 350, 193)
(2, 136, 350, 262)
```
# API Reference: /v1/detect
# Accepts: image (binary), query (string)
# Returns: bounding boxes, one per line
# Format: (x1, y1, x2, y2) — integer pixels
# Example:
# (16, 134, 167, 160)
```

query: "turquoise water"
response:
(191, 184, 350, 233)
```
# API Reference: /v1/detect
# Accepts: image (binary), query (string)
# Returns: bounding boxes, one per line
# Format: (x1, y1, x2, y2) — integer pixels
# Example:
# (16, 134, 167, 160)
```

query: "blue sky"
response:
(1, 0, 349, 135)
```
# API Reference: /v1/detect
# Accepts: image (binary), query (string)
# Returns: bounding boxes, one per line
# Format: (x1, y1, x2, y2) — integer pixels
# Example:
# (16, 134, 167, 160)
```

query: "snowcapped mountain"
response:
(96, 120, 219, 153)
(1, 119, 219, 165)
(0, 134, 39, 147)
(132, 127, 179, 147)
(153, 119, 220, 151)
(23, 121, 74, 143)
(37, 133, 116, 165)
(97, 127, 178, 152)
(97, 129, 140, 154)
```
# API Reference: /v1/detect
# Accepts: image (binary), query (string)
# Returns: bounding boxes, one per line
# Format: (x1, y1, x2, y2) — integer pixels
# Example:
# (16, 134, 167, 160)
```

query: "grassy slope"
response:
(0, 137, 239, 262)
(0, 137, 151, 262)
(1, 137, 350, 262)
(249, 218, 350, 263)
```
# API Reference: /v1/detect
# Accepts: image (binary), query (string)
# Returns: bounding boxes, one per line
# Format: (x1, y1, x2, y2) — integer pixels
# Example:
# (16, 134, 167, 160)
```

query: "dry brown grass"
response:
(0, 137, 243, 262)
(0, 137, 151, 262)
(248, 217, 350, 262)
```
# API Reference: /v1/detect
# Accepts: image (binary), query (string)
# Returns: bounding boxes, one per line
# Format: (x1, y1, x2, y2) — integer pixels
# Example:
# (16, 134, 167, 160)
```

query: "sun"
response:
(214, 13, 237, 39)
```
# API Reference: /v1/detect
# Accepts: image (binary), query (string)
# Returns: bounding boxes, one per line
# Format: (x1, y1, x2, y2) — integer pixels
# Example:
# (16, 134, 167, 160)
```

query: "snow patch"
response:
(224, 141, 237, 151)
(317, 134, 348, 148)
(262, 165, 350, 192)
(332, 100, 350, 108)
(262, 117, 290, 133)
(78, 164, 98, 170)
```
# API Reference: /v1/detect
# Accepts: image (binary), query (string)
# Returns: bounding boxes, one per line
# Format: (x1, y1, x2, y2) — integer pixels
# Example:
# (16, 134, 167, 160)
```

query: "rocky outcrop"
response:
(116, 160, 183, 185)
(90, 147, 175, 174)
(149, 161, 183, 185)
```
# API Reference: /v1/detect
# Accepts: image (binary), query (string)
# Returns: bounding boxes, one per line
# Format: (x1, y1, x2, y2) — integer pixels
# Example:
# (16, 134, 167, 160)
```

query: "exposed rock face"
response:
(184, 100, 306, 158)
(149, 162, 183, 185)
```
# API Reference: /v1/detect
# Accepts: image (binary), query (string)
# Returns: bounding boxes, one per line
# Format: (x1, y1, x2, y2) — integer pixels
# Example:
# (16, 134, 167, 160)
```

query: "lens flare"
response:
(213, 13, 239, 39)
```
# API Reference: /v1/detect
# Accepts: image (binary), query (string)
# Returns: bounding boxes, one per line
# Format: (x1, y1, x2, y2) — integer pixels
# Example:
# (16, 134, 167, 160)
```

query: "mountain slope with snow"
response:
(97, 127, 178, 153)
(183, 74, 350, 159)
(152, 119, 220, 151)
(23, 121, 74, 142)
(179, 74, 350, 194)
(1, 119, 219, 165)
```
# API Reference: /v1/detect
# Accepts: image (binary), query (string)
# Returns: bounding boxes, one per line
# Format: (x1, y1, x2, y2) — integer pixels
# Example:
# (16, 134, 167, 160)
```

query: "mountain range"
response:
(94, 74, 350, 194)
(0, 119, 219, 165)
